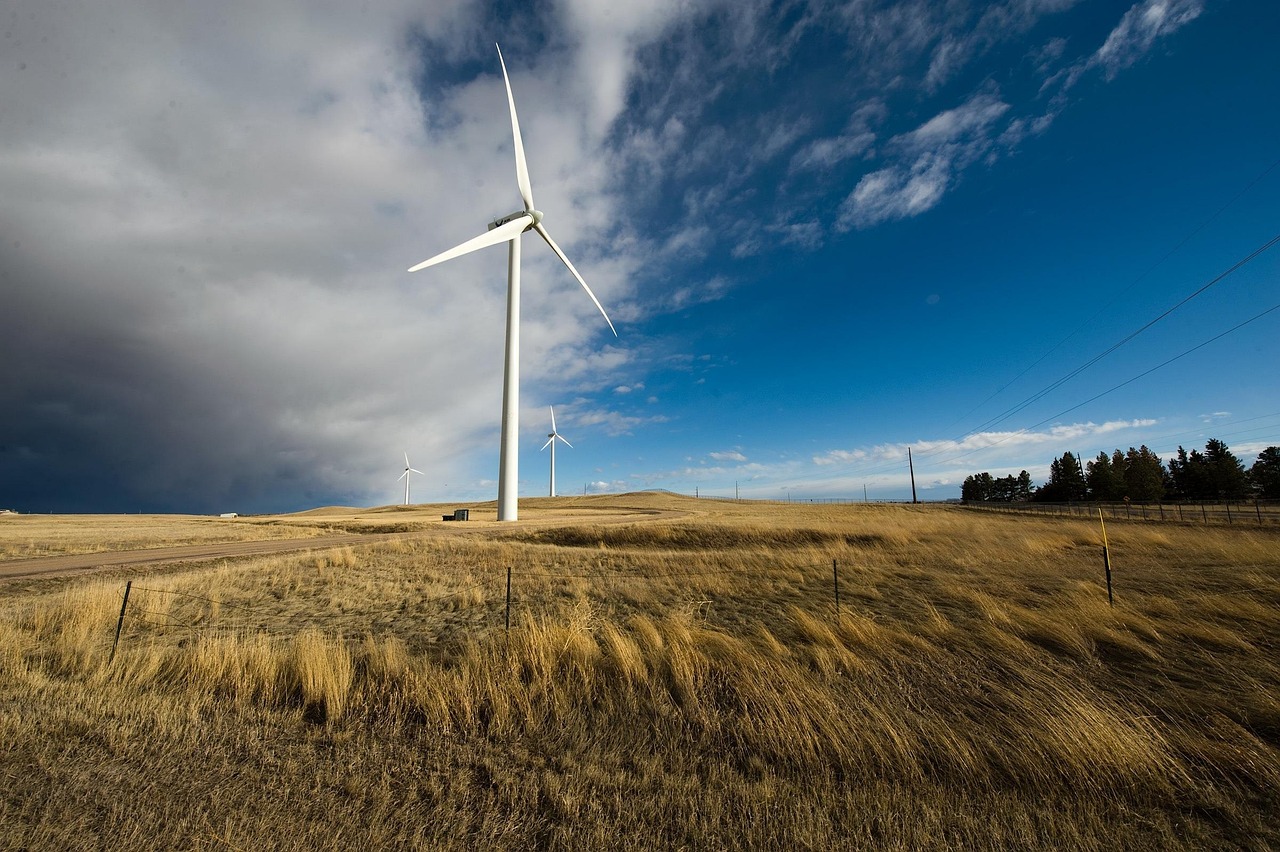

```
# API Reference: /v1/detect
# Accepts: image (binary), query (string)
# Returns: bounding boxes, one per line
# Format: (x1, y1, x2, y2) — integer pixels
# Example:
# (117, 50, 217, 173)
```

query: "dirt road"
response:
(0, 505, 690, 583)
(0, 533, 412, 582)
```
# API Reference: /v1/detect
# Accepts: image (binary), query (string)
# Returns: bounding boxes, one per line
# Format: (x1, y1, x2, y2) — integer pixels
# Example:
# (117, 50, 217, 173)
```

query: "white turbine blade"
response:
(549, 406, 557, 432)
(408, 215, 532, 272)
(533, 222, 617, 336)
(557, 434, 573, 448)
(496, 44, 535, 213)
(398, 470, 409, 481)
(409, 467, 424, 475)
(541, 437, 554, 451)
(404, 452, 411, 467)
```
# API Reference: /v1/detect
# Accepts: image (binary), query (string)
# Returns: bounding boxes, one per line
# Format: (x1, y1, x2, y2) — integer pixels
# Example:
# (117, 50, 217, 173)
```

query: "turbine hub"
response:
(530, 209, 544, 226)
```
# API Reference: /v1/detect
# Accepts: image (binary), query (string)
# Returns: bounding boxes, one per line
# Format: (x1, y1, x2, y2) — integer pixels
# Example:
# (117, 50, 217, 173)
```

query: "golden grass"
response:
(1, 495, 1278, 849)
(0, 513, 333, 560)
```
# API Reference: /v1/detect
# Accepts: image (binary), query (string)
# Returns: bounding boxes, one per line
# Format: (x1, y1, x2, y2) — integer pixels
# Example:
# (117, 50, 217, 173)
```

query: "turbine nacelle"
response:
(488, 210, 543, 232)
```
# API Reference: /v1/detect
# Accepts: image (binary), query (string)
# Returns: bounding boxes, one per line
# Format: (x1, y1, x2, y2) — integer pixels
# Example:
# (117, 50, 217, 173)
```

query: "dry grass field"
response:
(2, 493, 1278, 849)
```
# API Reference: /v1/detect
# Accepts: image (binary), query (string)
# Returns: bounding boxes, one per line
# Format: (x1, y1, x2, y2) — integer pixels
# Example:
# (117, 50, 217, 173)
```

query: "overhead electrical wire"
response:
(957, 230, 1280, 441)
(886, 301, 1280, 474)
(947, 155, 1280, 431)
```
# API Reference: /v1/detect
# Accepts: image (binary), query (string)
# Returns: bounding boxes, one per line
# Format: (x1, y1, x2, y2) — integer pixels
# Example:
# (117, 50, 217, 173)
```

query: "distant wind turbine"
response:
(408, 44, 616, 522)
(541, 406, 572, 497)
(398, 452, 423, 506)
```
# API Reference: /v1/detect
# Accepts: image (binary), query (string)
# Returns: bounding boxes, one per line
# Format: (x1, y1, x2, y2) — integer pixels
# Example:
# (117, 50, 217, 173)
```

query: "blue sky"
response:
(2, 0, 1277, 512)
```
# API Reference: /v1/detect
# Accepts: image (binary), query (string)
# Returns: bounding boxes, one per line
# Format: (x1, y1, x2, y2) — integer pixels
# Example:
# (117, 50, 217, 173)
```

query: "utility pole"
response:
(735, 481, 739, 500)
(908, 447, 918, 504)
(863, 483, 868, 503)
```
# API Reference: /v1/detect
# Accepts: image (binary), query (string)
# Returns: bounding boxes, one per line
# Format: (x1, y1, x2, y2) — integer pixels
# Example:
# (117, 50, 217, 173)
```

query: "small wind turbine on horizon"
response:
(541, 406, 572, 497)
(398, 452, 423, 506)
(407, 44, 616, 522)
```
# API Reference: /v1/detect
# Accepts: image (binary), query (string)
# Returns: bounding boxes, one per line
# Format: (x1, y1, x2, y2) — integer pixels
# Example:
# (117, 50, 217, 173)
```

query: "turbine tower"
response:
(398, 452, 423, 506)
(541, 405, 572, 497)
(408, 44, 615, 522)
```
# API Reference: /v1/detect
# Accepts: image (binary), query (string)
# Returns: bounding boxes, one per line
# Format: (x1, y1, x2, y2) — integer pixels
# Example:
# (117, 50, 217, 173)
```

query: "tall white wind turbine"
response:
(398, 452, 423, 506)
(408, 44, 616, 521)
(540, 406, 572, 497)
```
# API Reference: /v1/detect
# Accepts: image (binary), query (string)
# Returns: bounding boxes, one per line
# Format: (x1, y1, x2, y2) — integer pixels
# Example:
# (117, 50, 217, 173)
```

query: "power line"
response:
(959, 231, 1280, 440)
(902, 301, 1280, 474)
(1024, 301, 1280, 432)
(948, 155, 1280, 431)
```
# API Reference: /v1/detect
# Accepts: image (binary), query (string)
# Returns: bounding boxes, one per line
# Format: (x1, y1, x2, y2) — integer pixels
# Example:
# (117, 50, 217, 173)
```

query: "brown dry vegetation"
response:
(0, 513, 335, 560)
(2, 494, 1279, 850)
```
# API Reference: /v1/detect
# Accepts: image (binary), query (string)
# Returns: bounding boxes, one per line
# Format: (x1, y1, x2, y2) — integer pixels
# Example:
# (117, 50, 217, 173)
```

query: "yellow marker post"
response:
(1098, 508, 1113, 607)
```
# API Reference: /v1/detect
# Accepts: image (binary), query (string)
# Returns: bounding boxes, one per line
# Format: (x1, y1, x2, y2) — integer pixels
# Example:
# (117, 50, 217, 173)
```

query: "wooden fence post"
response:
(1098, 510, 1113, 608)
(832, 559, 840, 621)
(505, 566, 512, 631)
(110, 580, 132, 663)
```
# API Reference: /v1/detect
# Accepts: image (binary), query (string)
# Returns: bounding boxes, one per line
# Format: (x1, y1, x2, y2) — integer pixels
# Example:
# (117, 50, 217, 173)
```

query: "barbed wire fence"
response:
(106, 559, 853, 662)
(960, 499, 1280, 526)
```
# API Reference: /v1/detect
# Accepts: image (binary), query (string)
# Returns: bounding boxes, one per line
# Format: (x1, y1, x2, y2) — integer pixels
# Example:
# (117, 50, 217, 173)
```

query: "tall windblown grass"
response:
(1, 497, 1278, 849)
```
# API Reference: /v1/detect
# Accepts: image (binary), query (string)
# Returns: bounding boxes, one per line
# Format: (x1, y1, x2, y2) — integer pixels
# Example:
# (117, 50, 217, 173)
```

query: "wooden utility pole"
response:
(908, 447, 918, 504)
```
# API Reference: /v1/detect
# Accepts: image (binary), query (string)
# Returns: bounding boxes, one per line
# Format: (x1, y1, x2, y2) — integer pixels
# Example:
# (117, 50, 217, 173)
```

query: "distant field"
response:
(2, 494, 1278, 849)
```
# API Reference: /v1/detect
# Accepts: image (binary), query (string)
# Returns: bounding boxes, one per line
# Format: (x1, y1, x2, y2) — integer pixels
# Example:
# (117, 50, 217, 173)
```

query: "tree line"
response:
(961, 440, 1280, 503)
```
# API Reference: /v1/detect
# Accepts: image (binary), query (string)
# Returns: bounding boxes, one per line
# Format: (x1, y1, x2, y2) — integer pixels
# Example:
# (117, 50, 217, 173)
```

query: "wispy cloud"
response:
(837, 91, 1010, 229)
(1092, 0, 1204, 80)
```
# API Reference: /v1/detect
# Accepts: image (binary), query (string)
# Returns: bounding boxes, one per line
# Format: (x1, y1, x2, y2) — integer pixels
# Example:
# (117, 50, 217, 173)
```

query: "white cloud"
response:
(1093, 0, 1204, 80)
(836, 91, 1010, 229)
(709, 450, 748, 462)
(789, 132, 876, 173)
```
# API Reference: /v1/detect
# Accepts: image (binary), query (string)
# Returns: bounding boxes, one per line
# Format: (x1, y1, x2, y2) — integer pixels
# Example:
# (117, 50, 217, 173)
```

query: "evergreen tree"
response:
(1086, 451, 1124, 501)
(1167, 446, 1203, 499)
(1250, 447, 1280, 498)
(1036, 452, 1087, 502)
(1122, 446, 1166, 502)
(1203, 439, 1249, 499)
(1015, 470, 1033, 502)
(962, 472, 995, 502)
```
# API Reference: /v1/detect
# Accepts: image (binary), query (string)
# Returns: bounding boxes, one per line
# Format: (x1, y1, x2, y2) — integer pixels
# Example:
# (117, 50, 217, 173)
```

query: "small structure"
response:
(219, 512, 238, 518)
(442, 509, 470, 521)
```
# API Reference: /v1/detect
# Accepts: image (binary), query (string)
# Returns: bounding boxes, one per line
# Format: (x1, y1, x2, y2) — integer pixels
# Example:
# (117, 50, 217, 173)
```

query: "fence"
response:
(959, 499, 1280, 526)
(107, 560, 853, 659)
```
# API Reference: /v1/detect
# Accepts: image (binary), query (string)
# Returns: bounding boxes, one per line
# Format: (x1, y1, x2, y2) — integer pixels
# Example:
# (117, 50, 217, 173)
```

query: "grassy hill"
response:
(2, 495, 1278, 849)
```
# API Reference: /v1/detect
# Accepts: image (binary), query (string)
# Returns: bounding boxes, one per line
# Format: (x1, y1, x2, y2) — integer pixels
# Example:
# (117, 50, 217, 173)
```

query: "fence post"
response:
(1098, 510, 1113, 608)
(110, 580, 132, 663)
(832, 559, 840, 621)
(1201, 504, 1207, 524)
(505, 566, 512, 631)
(1226, 503, 1233, 524)
(1158, 503, 1164, 521)
(1258, 500, 1264, 527)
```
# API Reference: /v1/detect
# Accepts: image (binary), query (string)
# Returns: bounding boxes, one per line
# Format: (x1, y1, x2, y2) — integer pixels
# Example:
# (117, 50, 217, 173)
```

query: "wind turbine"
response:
(541, 406, 572, 497)
(408, 44, 616, 521)
(398, 452, 423, 506)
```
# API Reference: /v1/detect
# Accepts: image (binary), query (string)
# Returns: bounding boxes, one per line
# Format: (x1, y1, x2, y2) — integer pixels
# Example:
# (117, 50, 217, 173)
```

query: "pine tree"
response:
(1015, 470, 1033, 502)
(1086, 452, 1124, 501)
(1168, 446, 1211, 500)
(1203, 439, 1249, 499)
(962, 472, 996, 502)
(1250, 447, 1280, 498)
(1036, 452, 1087, 502)
(1123, 446, 1166, 502)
